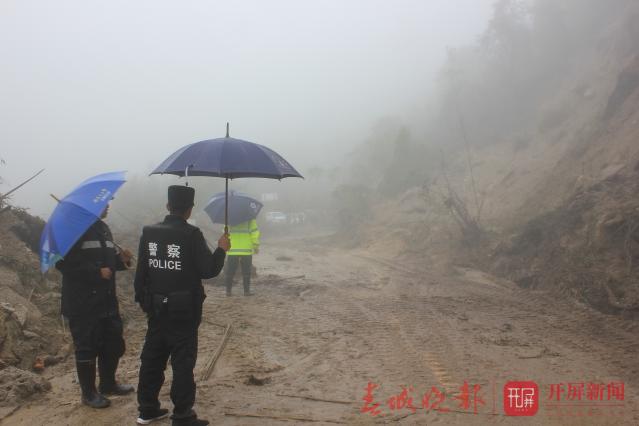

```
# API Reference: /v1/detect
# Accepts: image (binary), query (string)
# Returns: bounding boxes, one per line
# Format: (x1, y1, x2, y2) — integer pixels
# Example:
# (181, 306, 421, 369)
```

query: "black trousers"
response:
(68, 314, 125, 362)
(225, 255, 252, 292)
(137, 314, 199, 415)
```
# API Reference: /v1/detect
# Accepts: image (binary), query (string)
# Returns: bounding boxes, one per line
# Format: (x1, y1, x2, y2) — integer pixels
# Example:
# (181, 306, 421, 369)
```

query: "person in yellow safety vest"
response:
(224, 218, 260, 296)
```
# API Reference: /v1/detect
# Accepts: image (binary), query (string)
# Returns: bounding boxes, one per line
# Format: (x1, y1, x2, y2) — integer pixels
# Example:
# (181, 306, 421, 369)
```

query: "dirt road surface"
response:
(3, 233, 638, 425)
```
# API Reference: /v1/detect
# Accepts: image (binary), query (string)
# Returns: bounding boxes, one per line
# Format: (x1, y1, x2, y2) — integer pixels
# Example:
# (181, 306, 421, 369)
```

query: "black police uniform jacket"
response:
(133, 215, 226, 319)
(55, 220, 126, 318)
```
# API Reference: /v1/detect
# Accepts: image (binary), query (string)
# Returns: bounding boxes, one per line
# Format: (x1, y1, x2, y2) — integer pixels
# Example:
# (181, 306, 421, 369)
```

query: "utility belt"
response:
(151, 291, 196, 321)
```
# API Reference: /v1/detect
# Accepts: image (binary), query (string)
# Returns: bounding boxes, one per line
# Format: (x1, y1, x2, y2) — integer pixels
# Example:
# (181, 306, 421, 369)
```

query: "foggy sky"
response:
(0, 0, 494, 217)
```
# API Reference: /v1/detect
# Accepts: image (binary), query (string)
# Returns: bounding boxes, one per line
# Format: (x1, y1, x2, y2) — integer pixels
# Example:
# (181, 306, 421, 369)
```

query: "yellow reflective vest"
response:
(228, 219, 260, 256)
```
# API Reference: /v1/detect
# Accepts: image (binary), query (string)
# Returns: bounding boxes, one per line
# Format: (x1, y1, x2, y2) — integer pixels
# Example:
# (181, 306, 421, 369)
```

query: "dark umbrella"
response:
(204, 191, 263, 226)
(151, 124, 302, 232)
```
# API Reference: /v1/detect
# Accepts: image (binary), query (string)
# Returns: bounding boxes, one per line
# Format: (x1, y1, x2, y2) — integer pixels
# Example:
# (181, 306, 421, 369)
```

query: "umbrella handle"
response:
(113, 241, 136, 264)
(185, 165, 191, 186)
(224, 177, 229, 234)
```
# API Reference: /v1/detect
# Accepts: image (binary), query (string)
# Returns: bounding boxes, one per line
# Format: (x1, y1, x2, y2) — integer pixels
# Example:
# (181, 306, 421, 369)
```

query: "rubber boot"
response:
(225, 277, 233, 297)
(76, 359, 110, 408)
(98, 355, 135, 395)
(243, 275, 252, 296)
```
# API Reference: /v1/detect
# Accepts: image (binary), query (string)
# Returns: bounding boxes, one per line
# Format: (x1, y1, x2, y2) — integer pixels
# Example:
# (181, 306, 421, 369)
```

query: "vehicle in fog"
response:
(265, 211, 287, 225)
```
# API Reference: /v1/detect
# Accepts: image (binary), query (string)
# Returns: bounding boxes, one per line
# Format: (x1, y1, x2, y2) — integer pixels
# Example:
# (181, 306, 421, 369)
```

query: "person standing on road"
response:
(55, 203, 135, 409)
(134, 185, 230, 426)
(224, 218, 260, 296)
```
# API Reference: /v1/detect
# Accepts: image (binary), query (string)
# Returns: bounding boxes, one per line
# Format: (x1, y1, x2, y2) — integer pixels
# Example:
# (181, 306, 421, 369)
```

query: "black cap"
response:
(168, 185, 195, 210)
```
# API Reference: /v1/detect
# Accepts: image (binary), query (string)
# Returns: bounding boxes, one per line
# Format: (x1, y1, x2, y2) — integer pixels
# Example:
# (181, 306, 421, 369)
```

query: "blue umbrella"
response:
(204, 191, 263, 226)
(39, 171, 126, 273)
(151, 124, 302, 231)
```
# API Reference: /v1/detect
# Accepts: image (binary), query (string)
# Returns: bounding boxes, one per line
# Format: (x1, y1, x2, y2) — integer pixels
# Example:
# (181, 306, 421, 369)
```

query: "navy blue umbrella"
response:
(151, 124, 302, 231)
(204, 191, 263, 226)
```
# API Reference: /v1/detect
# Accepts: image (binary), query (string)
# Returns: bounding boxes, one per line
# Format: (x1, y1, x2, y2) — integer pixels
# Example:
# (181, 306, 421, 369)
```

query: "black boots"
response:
(226, 275, 253, 296)
(98, 356, 135, 395)
(172, 418, 209, 426)
(76, 360, 110, 408)
(171, 409, 209, 425)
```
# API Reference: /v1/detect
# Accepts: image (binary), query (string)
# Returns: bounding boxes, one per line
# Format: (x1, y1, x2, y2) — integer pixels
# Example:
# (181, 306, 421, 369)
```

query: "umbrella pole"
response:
(224, 177, 229, 235)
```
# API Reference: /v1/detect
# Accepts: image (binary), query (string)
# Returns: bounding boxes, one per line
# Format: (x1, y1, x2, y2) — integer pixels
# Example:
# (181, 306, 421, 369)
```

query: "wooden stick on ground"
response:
(268, 274, 306, 285)
(224, 412, 346, 424)
(276, 393, 354, 405)
(202, 319, 227, 329)
(200, 323, 232, 382)
(0, 404, 22, 422)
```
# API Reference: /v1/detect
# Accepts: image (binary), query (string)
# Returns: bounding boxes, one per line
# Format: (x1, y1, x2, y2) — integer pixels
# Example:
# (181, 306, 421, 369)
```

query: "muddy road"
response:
(4, 233, 639, 425)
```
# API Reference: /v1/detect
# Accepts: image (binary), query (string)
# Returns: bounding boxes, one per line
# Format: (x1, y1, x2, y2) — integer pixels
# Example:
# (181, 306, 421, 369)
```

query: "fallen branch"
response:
(0, 404, 22, 422)
(276, 393, 354, 405)
(200, 323, 232, 381)
(517, 352, 544, 359)
(267, 274, 306, 285)
(224, 412, 346, 424)
(0, 168, 45, 203)
(202, 319, 228, 329)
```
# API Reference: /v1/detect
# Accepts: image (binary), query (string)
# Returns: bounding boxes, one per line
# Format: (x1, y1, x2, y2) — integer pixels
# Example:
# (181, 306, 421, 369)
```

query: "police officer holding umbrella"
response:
(55, 203, 135, 408)
(134, 185, 229, 426)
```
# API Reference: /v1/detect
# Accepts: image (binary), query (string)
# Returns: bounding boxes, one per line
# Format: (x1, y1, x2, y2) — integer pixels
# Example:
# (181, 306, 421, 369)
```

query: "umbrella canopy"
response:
(39, 171, 126, 272)
(204, 191, 263, 226)
(150, 125, 302, 232)
(150, 137, 303, 179)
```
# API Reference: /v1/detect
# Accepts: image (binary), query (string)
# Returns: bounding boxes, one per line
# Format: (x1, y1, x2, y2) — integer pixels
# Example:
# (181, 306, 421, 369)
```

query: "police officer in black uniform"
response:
(134, 185, 229, 426)
(55, 203, 135, 409)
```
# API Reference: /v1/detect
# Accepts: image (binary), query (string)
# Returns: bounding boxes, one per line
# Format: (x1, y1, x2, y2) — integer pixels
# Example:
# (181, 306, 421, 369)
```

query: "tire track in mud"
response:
(236, 255, 466, 421)
(348, 257, 469, 391)
(307, 258, 488, 425)
(352, 254, 639, 423)
(193, 246, 639, 424)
